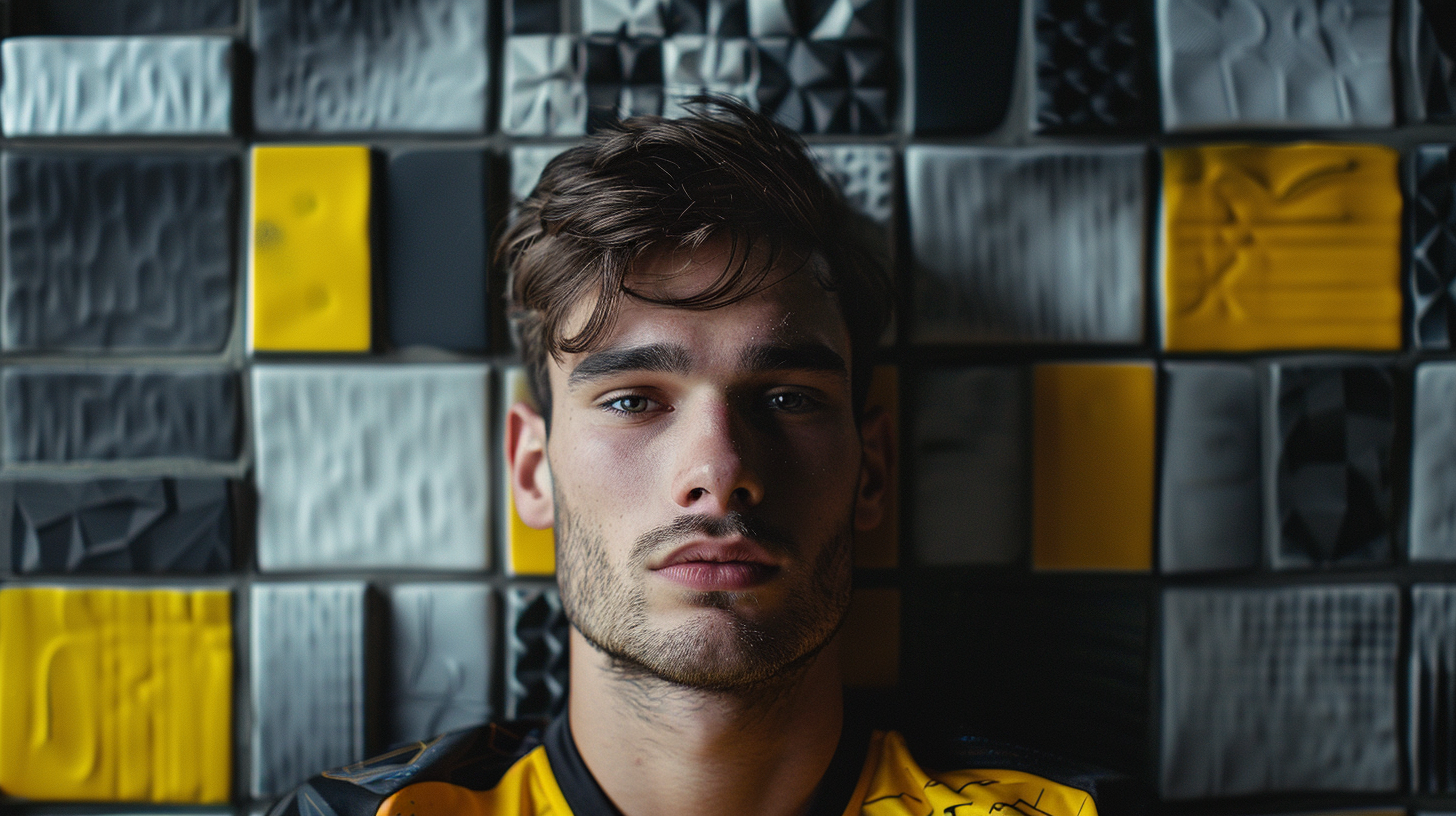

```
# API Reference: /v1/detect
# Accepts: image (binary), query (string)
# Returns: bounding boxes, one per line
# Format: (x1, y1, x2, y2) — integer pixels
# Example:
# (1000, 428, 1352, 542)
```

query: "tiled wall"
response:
(0, 0, 1454, 813)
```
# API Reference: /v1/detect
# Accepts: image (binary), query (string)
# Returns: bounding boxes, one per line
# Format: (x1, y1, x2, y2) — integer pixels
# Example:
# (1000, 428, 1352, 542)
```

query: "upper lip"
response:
(651, 538, 781, 570)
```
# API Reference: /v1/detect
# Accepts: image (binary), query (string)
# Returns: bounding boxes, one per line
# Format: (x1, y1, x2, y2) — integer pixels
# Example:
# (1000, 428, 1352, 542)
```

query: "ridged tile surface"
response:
(756, 38, 891, 133)
(1413, 585, 1456, 792)
(1, 367, 239, 463)
(1033, 0, 1157, 133)
(1411, 363, 1456, 561)
(253, 365, 490, 571)
(504, 587, 569, 719)
(1411, 0, 1456, 122)
(504, 35, 587, 135)
(1413, 144, 1456, 349)
(585, 35, 664, 129)
(2, 151, 236, 352)
(388, 584, 494, 745)
(1160, 585, 1400, 798)
(252, 0, 488, 133)
(907, 146, 1145, 344)
(662, 36, 755, 117)
(1, 37, 231, 135)
(13, 0, 237, 34)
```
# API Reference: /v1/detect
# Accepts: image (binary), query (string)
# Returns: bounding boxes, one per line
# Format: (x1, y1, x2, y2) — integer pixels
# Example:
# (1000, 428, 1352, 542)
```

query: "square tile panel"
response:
(756, 37, 891, 133)
(1410, 0, 1456, 122)
(664, 0, 748, 36)
(504, 35, 587, 135)
(662, 35, 756, 117)
(12, 0, 237, 34)
(583, 0, 667, 35)
(387, 583, 494, 746)
(1033, 0, 1158, 133)
(1411, 363, 1456, 561)
(747, 0, 888, 38)
(1413, 585, 1456, 792)
(585, 35, 665, 129)
(1412, 144, 1456, 349)
(910, 0, 1019, 134)
(506, 0, 570, 33)
(504, 586, 569, 719)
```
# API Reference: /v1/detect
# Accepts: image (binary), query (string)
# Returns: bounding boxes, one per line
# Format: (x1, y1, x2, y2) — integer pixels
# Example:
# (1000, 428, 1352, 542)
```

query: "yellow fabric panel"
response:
(251, 145, 372, 351)
(0, 587, 232, 802)
(1031, 362, 1154, 571)
(1162, 143, 1402, 351)
(504, 366, 556, 576)
(855, 365, 899, 569)
(840, 588, 900, 689)
(377, 746, 572, 816)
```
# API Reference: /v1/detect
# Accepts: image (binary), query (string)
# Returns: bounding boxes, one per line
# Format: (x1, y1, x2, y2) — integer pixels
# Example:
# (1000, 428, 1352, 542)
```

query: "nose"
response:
(670, 397, 764, 513)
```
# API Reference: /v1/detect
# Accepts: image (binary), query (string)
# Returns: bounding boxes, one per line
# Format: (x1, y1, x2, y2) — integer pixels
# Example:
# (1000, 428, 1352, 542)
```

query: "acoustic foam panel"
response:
(1033, 0, 1158, 133)
(0, 37, 232, 136)
(1159, 362, 1262, 574)
(755, 37, 892, 134)
(504, 586, 570, 719)
(500, 366, 556, 576)
(1270, 362, 1396, 570)
(1, 367, 239, 463)
(252, 364, 490, 571)
(385, 149, 489, 352)
(387, 583, 494, 746)
(2, 151, 236, 353)
(585, 34, 665, 129)
(0, 587, 231, 802)
(1413, 585, 1456, 792)
(249, 145, 371, 352)
(1161, 143, 1402, 352)
(11, 0, 236, 34)
(503, 35, 588, 135)
(1412, 144, 1456, 349)
(251, 0, 488, 133)
(1413, 363, 1456, 561)
(661, 36, 755, 117)
(910, 0, 1019, 134)
(1410, 0, 1456, 122)
(1031, 361, 1154, 571)
(0, 478, 232, 574)
(1156, 0, 1394, 130)
(1160, 585, 1400, 798)
(250, 582, 368, 798)
(906, 146, 1145, 345)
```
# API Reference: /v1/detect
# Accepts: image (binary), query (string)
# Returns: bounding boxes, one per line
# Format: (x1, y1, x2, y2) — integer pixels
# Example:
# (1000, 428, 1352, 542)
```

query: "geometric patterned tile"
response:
(1412, 362, 1456, 561)
(808, 144, 893, 229)
(746, 0, 888, 39)
(504, 586, 569, 720)
(666, 0, 748, 35)
(662, 35, 755, 117)
(583, 0, 666, 35)
(1413, 585, 1456, 793)
(756, 37, 891, 133)
(503, 35, 587, 136)
(1412, 144, 1456, 350)
(1409, 0, 1456, 123)
(387, 583, 494, 746)
(1033, 0, 1158, 133)
(12, 0, 237, 34)
(584, 34, 663, 130)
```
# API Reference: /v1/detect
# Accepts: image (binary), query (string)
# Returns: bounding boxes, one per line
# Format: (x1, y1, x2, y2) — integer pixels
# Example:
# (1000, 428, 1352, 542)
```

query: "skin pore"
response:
(507, 240, 892, 816)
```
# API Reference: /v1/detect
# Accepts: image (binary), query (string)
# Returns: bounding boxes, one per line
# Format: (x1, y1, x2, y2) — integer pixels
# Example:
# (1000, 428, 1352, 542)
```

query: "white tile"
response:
(388, 583, 494, 744)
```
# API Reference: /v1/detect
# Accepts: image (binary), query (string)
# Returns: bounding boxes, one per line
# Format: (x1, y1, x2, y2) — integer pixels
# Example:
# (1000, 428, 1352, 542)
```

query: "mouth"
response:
(651, 540, 782, 591)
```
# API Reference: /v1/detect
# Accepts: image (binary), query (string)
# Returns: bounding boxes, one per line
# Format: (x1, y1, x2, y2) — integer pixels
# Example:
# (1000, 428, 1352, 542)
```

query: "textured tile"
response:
(250, 582, 368, 798)
(853, 365, 897, 569)
(756, 38, 891, 133)
(585, 35, 664, 129)
(253, 365, 490, 571)
(662, 36, 755, 117)
(504, 587, 569, 719)
(910, 367, 1027, 566)
(1160, 585, 1399, 798)
(1032, 362, 1154, 571)
(1412, 144, 1456, 349)
(501, 366, 556, 576)
(664, 0, 748, 35)
(747, 0, 888, 38)
(1411, 0, 1456, 122)
(1, 478, 231, 574)
(1413, 363, 1456, 561)
(510, 144, 571, 208)
(1271, 362, 1396, 570)
(1, 367, 239, 463)
(0, 587, 231, 802)
(808, 144, 893, 229)
(584, 0, 666, 35)
(1159, 362, 1262, 574)
(503, 35, 587, 136)
(1413, 585, 1456, 792)
(1157, 0, 1394, 130)
(907, 146, 1145, 344)
(2, 151, 236, 353)
(1161, 144, 1402, 351)
(251, 0, 488, 133)
(1, 37, 231, 136)
(506, 0, 569, 33)
(385, 149, 488, 352)
(911, 0, 1019, 134)
(1033, 0, 1157, 133)
(250, 145, 371, 352)
(12, 0, 237, 34)
(387, 584, 493, 746)
(839, 587, 898, 688)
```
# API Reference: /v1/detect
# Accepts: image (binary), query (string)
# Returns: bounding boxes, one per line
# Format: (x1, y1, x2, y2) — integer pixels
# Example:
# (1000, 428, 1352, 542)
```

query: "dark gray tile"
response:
(664, 0, 747, 35)
(1033, 0, 1157, 133)
(1413, 585, 1456, 792)
(747, 0, 887, 38)
(661, 35, 755, 117)
(503, 35, 587, 135)
(1413, 363, 1456, 561)
(1410, 0, 1456, 123)
(12, 0, 236, 34)
(756, 38, 891, 133)
(506, 0, 569, 33)
(1, 367, 239, 463)
(1160, 585, 1400, 798)
(504, 587, 569, 720)
(911, 0, 1019, 134)
(1412, 144, 1456, 350)
(585, 35, 664, 130)
(2, 152, 236, 353)
(387, 583, 493, 745)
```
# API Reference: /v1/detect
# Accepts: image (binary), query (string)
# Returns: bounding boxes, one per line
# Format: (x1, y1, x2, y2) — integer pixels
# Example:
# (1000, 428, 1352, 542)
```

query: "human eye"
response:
(764, 389, 820, 414)
(601, 393, 659, 416)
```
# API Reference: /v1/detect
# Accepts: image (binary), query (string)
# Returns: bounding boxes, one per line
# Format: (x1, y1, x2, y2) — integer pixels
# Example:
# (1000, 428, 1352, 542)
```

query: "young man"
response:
(270, 101, 1100, 816)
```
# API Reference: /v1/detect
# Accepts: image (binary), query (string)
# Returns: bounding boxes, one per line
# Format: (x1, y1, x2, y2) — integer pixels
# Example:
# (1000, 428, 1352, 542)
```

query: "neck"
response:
(567, 628, 847, 816)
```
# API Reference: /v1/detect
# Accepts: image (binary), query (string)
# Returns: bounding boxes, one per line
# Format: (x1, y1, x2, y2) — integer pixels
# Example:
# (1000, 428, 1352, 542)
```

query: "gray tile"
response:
(1157, 0, 1394, 130)
(0, 478, 231, 574)
(2, 151, 236, 353)
(510, 144, 571, 207)
(252, 365, 490, 571)
(504, 587, 569, 719)
(662, 35, 755, 117)
(906, 146, 1145, 344)
(387, 583, 493, 745)
(756, 38, 891, 133)
(250, 581, 368, 798)
(909, 367, 1027, 566)
(13, 0, 236, 34)
(748, 0, 886, 38)
(506, 0, 569, 33)
(1414, 585, 1456, 792)
(503, 35, 587, 135)
(1409, 0, 1456, 123)
(585, 35, 664, 129)
(1160, 585, 1400, 798)
(664, 0, 747, 36)
(251, 0, 488, 133)
(1, 367, 239, 463)
(1413, 363, 1456, 561)
(808, 144, 894, 228)
(1411, 144, 1456, 350)
(1159, 362, 1261, 574)
(583, 0, 666, 35)
(1, 37, 231, 136)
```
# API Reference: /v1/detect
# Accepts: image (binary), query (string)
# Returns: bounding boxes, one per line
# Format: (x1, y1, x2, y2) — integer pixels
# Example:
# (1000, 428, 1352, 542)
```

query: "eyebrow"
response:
(568, 343, 693, 388)
(738, 342, 848, 378)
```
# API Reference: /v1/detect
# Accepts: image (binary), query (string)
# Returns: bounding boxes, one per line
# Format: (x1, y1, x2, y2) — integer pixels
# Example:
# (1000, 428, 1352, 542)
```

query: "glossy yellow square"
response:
(0, 587, 232, 802)
(1162, 143, 1401, 352)
(251, 145, 372, 351)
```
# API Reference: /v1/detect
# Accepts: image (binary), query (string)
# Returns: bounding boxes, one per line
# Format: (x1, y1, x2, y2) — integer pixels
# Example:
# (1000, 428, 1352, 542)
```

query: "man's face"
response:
(533, 243, 876, 691)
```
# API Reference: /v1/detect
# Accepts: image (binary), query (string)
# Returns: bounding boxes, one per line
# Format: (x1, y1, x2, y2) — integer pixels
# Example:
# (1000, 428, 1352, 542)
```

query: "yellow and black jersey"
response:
(269, 714, 1099, 816)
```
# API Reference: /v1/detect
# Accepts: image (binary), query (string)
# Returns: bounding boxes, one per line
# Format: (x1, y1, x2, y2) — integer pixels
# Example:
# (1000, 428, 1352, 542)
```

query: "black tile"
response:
(1033, 0, 1157, 133)
(585, 35, 665, 130)
(1413, 0, 1456, 123)
(1412, 144, 1456, 350)
(911, 0, 1019, 134)
(1413, 584, 1456, 792)
(12, 0, 236, 34)
(504, 587, 569, 720)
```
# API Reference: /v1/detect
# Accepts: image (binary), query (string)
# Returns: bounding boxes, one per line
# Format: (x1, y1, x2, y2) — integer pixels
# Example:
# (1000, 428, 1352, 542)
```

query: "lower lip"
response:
(654, 562, 778, 591)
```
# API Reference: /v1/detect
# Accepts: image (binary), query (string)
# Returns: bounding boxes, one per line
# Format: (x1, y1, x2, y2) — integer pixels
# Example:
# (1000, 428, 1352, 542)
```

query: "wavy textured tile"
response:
(0, 587, 231, 802)
(1159, 362, 1262, 574)
(1, 478, 231, 574)
(1160, 585, 1399, 798)
(13, 0, 236, 34)
(662, 35, 755, 117)
(253, 365, 490, 571)
(585, 35, 664, 129)
(1157, 0, 1394, 130)
(1413, 585, 1456, 792)
(1415, 364, 1456, 561)
(388, 584, 493, 745)
(911, 0, 1018, 134)
(1411, 0, 1456, 122)
(756, 38, 891, 133)
(747, 0, 888, 38)
(808, 144, 893, 228)
(252, 0, 487, 133)
(1413, 145, 1456, 349)
(250, 582, 367, 798)
(505, 587, 569, 719)
(1162, 144, 1402, 351)
(1, 367, 239, 463)
(910, 367, 1027, 566)
(2, 151, 235, 352)
(504, 35, 587, 135)
(1, 37, 231, 136)
(907, 146, 1145, 344)
(501, 367, 556, 576)
(386, 149, 488, 352)
(1271, 362, 1395, 569)
(1033, 0, 1157, 133)
(510, 144, 570, 207)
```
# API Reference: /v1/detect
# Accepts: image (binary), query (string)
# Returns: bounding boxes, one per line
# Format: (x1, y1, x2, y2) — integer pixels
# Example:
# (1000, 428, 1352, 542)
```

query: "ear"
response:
(507, 402, 555, 529)
(853, 404, 894, 531)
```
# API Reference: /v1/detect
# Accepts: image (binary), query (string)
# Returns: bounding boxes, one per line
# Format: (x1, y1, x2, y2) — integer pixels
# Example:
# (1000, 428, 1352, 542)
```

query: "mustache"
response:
(629, 513, 797, 565)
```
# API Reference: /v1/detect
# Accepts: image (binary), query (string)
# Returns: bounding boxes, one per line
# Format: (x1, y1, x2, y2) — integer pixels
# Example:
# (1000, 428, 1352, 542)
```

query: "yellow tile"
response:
(1032, 362, 1154, 571)
(251, 145, 372, 351)
(854, 365, 899, 569)
(839, 587, 899, 688)
(503, 366, 555, 576)
(0, 587, 232, 802)
(1162, 143, 1401, 352)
